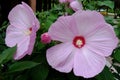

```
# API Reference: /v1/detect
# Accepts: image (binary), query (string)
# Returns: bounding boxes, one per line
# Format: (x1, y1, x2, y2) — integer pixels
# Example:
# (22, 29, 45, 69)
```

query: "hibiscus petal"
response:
(86, 24, 118, 56)
(73, 10, 105, 36)
(48, 16, 78, 42)
(5, 25, 26, 47)
(8, 2, 35, 29)
(47, 42, 74, 73)
(22, 2, 40, 31)
(26, 27, 36, 55)
(14, 36, 30, 60)
(73, 47, 106, 78)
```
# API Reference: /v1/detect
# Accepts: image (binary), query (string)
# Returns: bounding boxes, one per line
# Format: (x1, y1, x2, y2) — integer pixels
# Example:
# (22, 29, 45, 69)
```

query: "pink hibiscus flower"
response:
(5, 2, 40, 60)
(46, 10, 118, 78)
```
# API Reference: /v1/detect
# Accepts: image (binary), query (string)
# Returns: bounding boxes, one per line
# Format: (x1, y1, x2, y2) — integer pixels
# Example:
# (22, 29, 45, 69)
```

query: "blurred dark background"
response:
(0, 0, 56, 25)
(0, 0, 29, 25)
(0, 0, 120, 26)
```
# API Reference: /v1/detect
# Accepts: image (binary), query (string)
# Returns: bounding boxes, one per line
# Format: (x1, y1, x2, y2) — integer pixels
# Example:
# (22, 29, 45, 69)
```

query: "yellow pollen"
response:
(76, 40, 83, 47)
(24, 30, 31, 35)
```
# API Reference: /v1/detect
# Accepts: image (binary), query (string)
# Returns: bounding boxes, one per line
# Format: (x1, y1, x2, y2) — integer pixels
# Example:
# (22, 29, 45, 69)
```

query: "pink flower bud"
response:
(59, 0, 67, 3)
(67, 0, 75, 3)
(70, 0, 83, 11)
(41, 32, 51, 44)
(59, 0, 75, 3)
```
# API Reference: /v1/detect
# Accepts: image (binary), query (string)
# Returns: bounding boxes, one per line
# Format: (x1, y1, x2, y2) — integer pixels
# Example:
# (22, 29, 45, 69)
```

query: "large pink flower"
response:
(46, 10, 118, 78)
(5, 2, 40, 60)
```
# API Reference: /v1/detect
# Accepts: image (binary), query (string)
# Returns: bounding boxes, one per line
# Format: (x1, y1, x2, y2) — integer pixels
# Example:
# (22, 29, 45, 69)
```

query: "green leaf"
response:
(30, 64, 49, 80)
(0, 46, 16, 64)
(8, 61, 40, 73)
(15, 75, 28, 80)
(113, 49, 120, 62)
(97, 1, 114, 9)
(95, 66, 115, 80)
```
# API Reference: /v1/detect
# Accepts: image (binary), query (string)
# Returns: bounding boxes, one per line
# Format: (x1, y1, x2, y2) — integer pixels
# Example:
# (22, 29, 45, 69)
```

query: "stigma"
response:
(73, 36, 85, 48)
(24, 27, 32, 35)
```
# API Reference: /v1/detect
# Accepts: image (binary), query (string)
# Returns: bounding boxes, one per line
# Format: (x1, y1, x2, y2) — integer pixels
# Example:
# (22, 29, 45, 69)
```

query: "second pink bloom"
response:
(47, 10, 118, 78)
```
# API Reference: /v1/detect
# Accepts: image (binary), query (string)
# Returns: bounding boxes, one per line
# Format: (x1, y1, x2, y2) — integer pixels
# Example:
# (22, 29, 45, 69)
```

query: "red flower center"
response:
(73, 36, 85, 48)
(29, 27, 32, 31)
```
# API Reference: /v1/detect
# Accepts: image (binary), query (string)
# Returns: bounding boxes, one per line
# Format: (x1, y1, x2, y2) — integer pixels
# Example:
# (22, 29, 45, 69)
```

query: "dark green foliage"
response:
(0, 46, 16, 64)
(0, 0, 120, 80)
(95, 66, 115, 80)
